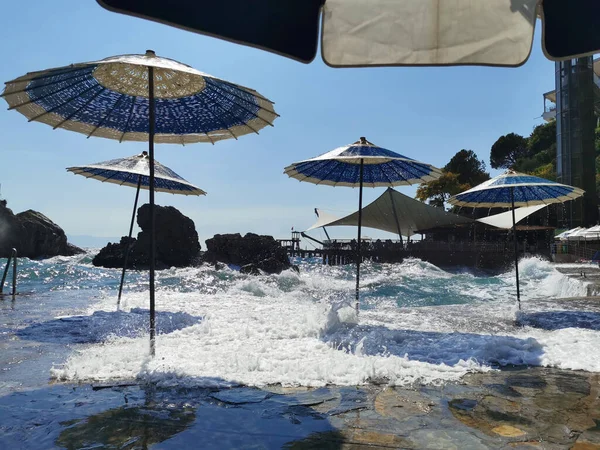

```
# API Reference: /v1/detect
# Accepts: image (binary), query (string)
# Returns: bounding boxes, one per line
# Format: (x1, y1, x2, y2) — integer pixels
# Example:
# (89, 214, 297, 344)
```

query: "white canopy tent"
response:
(555, 227, 583, 240)
(306, 188, 547, 237)
(307, 188, 473, 238)
(564, 226, 600, 241)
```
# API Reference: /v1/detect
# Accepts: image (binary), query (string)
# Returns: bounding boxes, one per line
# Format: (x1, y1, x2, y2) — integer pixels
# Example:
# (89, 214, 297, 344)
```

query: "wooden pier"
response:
(278, 236, 552, 271)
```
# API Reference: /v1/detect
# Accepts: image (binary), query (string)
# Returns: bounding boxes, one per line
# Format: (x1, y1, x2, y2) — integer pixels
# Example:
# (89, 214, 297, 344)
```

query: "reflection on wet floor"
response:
(1, 366, 599, 449)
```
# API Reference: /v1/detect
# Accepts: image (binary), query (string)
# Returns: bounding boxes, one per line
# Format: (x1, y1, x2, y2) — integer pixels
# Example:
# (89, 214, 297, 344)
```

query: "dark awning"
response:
(97, 0, 600, 66)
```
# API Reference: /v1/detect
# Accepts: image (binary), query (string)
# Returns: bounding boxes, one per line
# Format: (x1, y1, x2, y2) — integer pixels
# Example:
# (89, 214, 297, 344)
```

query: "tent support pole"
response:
(388, 188, 404, 246)
(355, 159, 364, 313)
(117, 175, 142, 308)
(322, 226, 331, 241)
(148, 65, 156, 357)
(510, 187, 521, 309)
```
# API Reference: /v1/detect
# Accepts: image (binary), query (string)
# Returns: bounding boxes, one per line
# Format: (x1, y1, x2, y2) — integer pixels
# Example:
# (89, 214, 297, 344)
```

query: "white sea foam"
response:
(50, 257, 600, 387)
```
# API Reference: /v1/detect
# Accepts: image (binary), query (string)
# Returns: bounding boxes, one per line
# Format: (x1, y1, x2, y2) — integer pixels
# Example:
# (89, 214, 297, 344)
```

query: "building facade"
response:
(543, 57, 599, 227)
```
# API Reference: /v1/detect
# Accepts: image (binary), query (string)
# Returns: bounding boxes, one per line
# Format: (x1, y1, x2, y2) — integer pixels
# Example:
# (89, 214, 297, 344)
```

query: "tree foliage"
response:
(415, 172, 469, 208)
(490, 133, 529, 169)
(444, 149, 490, 185)
(416, 150, 489, 208)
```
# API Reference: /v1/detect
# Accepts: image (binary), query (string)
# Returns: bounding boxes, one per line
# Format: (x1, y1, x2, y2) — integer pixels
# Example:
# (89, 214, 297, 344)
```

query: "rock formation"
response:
(203, 233, 292, 275)
(0, 199, 83, 258)
(93, 204, 201, 269)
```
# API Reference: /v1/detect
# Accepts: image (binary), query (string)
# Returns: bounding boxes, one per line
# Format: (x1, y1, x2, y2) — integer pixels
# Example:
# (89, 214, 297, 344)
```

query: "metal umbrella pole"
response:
(355, 158, 364, 313)
(510, 187, 521, 309)
(148, 65, 156, 357)
(117, 175, 142, 308)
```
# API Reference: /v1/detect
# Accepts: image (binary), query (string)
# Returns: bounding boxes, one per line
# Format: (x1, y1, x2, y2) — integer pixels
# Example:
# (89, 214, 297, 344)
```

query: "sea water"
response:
(1, 253, 599, 392)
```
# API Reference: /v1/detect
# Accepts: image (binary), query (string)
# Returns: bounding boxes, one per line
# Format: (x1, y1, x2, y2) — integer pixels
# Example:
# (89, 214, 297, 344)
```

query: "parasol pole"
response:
(510, 187, 521, 309)
(148, 56, 156, 356)
(117, 174, 142, 308)
(355, 158, 364, 313)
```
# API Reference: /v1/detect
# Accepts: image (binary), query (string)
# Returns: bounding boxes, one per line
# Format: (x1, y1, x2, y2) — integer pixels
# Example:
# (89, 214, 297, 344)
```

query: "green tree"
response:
(415, 172, 468, 208)
(416, 149, 489, 208)
(490, 133, 529, 169)
(444, 149, 490, 185)
(528, 121, 556, 156)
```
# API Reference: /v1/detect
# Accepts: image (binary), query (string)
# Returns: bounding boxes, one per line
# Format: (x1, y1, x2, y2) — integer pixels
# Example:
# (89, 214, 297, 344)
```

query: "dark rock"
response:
(92, 237, 136, 269)
(204, 233, 291, 275)
(93, 204, 201, 269)
(0, 200, 21, 256)
(135, 204, 200, 267)
(0, 200, 84, 258)
(240, 264, 260, 275)
(257, 257, 288, 274)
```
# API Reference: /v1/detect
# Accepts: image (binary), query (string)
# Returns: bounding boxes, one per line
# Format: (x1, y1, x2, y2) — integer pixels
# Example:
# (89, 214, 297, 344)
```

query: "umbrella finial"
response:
(359, 136, 367, 144)
(140, 151, 149, 158)
(145, 50, 156, 57)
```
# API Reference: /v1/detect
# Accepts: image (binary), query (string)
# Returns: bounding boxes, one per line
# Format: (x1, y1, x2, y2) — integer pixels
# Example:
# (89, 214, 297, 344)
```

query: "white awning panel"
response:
(475, 204, 547, 229)
(322, 0, 539, 67)
(307, 209, 341, 231)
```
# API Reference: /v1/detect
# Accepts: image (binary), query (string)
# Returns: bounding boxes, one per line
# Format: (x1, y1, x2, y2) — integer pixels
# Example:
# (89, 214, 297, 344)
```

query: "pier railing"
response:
(552, 242, 600, 261)
(0, 248, 17, 295)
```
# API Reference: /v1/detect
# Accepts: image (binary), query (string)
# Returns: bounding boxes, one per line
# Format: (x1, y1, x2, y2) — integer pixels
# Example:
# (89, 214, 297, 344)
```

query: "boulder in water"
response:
(93, 204, 201, 269)
(0, 200, 84, 258)
(91, 237, 136, 269)
(204, 232, 291, 275)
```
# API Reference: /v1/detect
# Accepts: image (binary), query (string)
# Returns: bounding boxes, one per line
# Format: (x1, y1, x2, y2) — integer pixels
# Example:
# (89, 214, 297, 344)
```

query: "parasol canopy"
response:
(284, 138, 442, 187)
(2, 52, 277, 143)
(448, 172, 584, 208)
(96, 0, 600, 66)
(67, 151, 206, 196)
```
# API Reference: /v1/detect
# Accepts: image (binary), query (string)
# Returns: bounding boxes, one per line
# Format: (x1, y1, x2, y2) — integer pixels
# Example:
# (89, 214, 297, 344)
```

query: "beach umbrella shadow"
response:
(516, 310, 600, 331)
(16, 308, 201, 344)
(52, 383, 343, 450)
(323, 324, 544, 367)
(56, 402, 196, 449)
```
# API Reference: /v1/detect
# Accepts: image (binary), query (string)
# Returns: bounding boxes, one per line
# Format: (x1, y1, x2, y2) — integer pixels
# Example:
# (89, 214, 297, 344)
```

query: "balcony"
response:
(542, 104, 556, 122)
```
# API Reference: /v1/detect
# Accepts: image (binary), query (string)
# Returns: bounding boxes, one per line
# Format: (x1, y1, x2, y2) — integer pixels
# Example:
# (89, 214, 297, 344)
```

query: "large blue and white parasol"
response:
(285, 137, 442, 311)
(449, 170, 584, 307)
(3, 50, 278, 356)
(2, 51, 277, 143)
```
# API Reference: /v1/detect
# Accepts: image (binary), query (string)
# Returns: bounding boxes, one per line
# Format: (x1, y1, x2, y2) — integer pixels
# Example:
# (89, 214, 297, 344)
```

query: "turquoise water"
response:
(1, 253, 599, 394)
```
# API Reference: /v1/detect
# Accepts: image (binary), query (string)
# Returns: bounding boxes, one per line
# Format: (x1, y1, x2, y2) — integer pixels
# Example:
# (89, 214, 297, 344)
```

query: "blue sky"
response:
(0, 1, 555, 248)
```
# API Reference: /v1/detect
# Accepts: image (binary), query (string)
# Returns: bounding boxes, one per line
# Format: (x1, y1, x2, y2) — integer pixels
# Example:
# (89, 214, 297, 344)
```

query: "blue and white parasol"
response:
(67, 151, 206, 196)
(3, 50, 278, 356)
(448, 171, 584, 209)
(285, 137, 442, 311)
(284, 138, 442, 187)
(67, 151, 205, 305)
(449, 170, 584, 308)
(2, 51, 277, 143)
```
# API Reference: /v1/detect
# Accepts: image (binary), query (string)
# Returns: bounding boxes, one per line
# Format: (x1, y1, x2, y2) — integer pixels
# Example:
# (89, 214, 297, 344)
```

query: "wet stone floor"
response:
(0, 366, 599, 449)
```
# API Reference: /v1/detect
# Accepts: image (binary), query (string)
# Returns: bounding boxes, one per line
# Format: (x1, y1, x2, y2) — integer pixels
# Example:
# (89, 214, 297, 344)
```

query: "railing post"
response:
(11, 249, 17, 296)
(1, 248, 17, 296)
